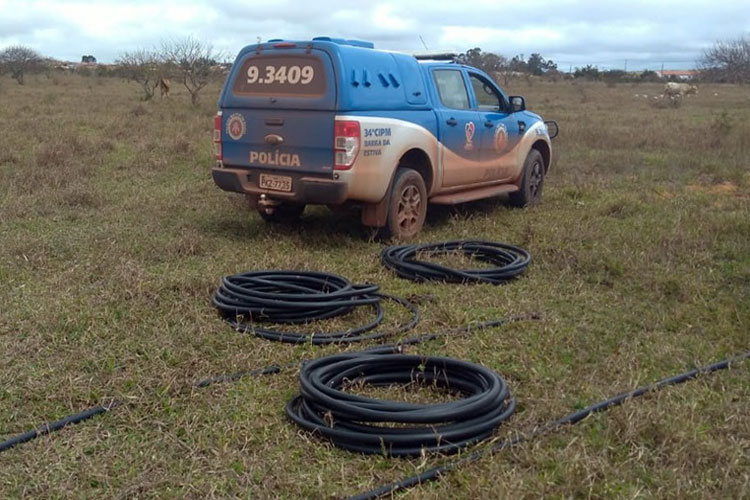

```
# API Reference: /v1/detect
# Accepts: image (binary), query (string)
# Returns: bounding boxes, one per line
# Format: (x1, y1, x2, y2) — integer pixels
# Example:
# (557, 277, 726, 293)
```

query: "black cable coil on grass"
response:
(212, 270, 418, 344)
(285, 352, 516, 456)
(381, 240, 531, 285)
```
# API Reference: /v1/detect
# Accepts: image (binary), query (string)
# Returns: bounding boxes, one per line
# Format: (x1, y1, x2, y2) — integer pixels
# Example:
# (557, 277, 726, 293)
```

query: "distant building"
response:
(656, 70, 697, 81)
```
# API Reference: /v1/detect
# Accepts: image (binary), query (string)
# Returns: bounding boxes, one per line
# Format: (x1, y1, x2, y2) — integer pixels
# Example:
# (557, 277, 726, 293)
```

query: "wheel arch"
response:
(396, 148, 435, 195)
(531, 139, 551, 173)
(360, 149, 433, 229)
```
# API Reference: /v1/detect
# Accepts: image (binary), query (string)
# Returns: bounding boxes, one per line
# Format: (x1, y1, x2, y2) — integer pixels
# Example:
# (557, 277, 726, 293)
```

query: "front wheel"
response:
(383, 168, 427, 240)
(509, 149, 545, 207)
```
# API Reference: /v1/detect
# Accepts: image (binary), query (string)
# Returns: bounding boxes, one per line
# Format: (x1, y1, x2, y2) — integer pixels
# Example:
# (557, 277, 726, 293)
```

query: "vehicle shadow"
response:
(200, 194, 517, 246)
(199, 205, 376, 247)
(426, 194, 515, 228)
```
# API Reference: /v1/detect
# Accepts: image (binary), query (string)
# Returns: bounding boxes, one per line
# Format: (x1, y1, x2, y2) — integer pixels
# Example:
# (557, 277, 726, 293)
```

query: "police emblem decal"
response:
(464, 121, 475, 150)
(226, 113, 246, 140)
(494, 123, 508, 152)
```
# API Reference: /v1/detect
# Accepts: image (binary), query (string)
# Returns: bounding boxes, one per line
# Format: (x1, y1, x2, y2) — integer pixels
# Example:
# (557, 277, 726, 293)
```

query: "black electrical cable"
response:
(0, 401, 120, 454)
(366, 314, 540, 355)
(285, 352, 515, 457)
(381, 240, 531, 284)
(212, 271, 419, 344)
(346, 350, 750, 500)
(194, 315, 538, 387)
(193, 363, 289, 388)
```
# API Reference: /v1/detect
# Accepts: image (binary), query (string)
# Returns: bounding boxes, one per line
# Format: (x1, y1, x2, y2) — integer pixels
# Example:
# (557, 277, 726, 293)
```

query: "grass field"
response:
(1, 72, 749, 499)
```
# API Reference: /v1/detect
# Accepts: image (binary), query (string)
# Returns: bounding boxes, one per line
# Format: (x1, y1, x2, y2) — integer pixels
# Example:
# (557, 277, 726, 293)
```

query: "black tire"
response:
(257, 202, 305, 223)
(383, 168, 427, 240)
(509, 149, 545, 207)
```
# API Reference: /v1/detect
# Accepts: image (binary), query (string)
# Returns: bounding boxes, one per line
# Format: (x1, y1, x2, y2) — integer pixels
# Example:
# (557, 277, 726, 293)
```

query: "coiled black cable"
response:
(381, 240, 531, 284)
(212, 271, 418, 344)
(285, 352, 515, 457)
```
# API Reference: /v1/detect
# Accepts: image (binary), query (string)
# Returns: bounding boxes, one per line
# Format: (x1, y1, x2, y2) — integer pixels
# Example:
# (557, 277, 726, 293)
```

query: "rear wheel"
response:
(257, 202, 305, 223)
(383, 168, 427, 240)
(510, 149, 545, 207)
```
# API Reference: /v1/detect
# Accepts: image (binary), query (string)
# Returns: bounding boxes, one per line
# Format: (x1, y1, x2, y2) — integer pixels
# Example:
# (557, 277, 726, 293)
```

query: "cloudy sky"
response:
(0, 0, 748, 70)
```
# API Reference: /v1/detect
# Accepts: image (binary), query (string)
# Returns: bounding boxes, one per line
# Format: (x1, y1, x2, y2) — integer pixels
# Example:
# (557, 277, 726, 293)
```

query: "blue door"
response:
(431, 69, 481, 188)
(467, 71, 520, 182)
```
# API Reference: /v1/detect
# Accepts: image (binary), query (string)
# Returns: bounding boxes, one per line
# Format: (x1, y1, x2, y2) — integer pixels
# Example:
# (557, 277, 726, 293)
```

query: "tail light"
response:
(213, 111, 223, 161)
(334, 120, 360, 170)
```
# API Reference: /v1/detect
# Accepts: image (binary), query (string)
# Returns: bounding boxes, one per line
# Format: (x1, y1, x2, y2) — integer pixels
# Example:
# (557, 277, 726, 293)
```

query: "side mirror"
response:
(509, 96, 526, 113)
(545, 120, 559, 139)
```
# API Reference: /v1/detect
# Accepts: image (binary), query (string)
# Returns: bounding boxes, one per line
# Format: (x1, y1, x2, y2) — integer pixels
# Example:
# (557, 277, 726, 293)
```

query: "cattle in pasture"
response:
(664, 82, 698, 98)
(158, 78, 171, 98)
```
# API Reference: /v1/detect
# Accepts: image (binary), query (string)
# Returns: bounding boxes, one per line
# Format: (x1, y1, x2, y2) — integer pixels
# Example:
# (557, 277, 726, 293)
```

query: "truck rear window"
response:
(232, 55, 326, 97)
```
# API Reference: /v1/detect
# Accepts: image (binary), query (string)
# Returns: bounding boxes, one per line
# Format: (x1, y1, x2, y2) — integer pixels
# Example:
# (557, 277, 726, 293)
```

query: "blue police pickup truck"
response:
(212, 37, 556, 239)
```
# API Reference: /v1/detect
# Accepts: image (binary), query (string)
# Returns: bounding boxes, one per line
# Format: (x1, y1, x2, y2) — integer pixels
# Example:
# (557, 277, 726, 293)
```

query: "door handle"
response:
(484, 121, 494, 128)
(446, 118, 458, 126)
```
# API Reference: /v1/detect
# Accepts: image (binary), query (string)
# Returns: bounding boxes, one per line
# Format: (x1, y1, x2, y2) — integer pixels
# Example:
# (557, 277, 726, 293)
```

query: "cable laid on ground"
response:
(0, 401, 120, 454)
(193, 315, 539, 388)
(381, 240, 531, 284)
(346, 350, 750, 500)
(285, 352, 515, 457)
(212, 270, 419, 344)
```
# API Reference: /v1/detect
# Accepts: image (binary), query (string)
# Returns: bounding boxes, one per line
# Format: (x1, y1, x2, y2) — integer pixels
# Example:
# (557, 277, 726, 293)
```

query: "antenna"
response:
(419, 35, 429, 50)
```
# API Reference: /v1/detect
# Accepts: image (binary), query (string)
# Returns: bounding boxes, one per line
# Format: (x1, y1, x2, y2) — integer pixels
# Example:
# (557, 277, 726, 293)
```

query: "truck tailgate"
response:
(221, 109, 334, 176)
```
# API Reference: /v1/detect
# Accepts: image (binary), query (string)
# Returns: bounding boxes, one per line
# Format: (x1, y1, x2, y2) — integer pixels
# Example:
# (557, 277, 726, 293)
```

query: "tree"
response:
(457, 47, 515, 84)
(509, 54, 528, 73)
(526, 53, 557, 76)
(0, 45, 43, 85)
(116, 49, 163, 100)
(456, 47, 507, 74)
(161, 36, 223, 105)
(699, 35, 750, 83)
(574, 65, 601, 80)
(480, 52, 507, 74)
(602, 69, 627, 80)
(456, 47, 483, 68)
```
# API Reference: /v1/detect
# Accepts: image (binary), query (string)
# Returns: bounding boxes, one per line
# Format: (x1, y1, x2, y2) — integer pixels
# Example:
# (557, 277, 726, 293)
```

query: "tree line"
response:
(1, 34, 748, 95)
(456, 48, 559, 84)
(0, 37, 225, 105)
(457, 35, 750, 84)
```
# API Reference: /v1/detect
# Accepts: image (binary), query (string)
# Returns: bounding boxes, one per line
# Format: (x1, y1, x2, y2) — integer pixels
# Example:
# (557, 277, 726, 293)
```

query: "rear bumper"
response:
(212, 166, 349, 205)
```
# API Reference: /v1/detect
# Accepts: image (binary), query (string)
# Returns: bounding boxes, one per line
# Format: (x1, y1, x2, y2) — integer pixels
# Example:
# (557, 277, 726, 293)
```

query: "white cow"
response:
(664, 82, 698, 97)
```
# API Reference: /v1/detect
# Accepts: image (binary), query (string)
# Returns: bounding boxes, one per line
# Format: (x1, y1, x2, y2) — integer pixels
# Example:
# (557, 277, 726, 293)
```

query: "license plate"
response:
(259, 173, 292, 192)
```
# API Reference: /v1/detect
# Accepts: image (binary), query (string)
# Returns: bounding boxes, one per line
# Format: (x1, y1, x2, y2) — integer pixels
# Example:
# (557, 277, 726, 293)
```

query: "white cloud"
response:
(372, 4, 415, 32)
(440, 26, 565, 48)
(0, 0, 747, 68)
